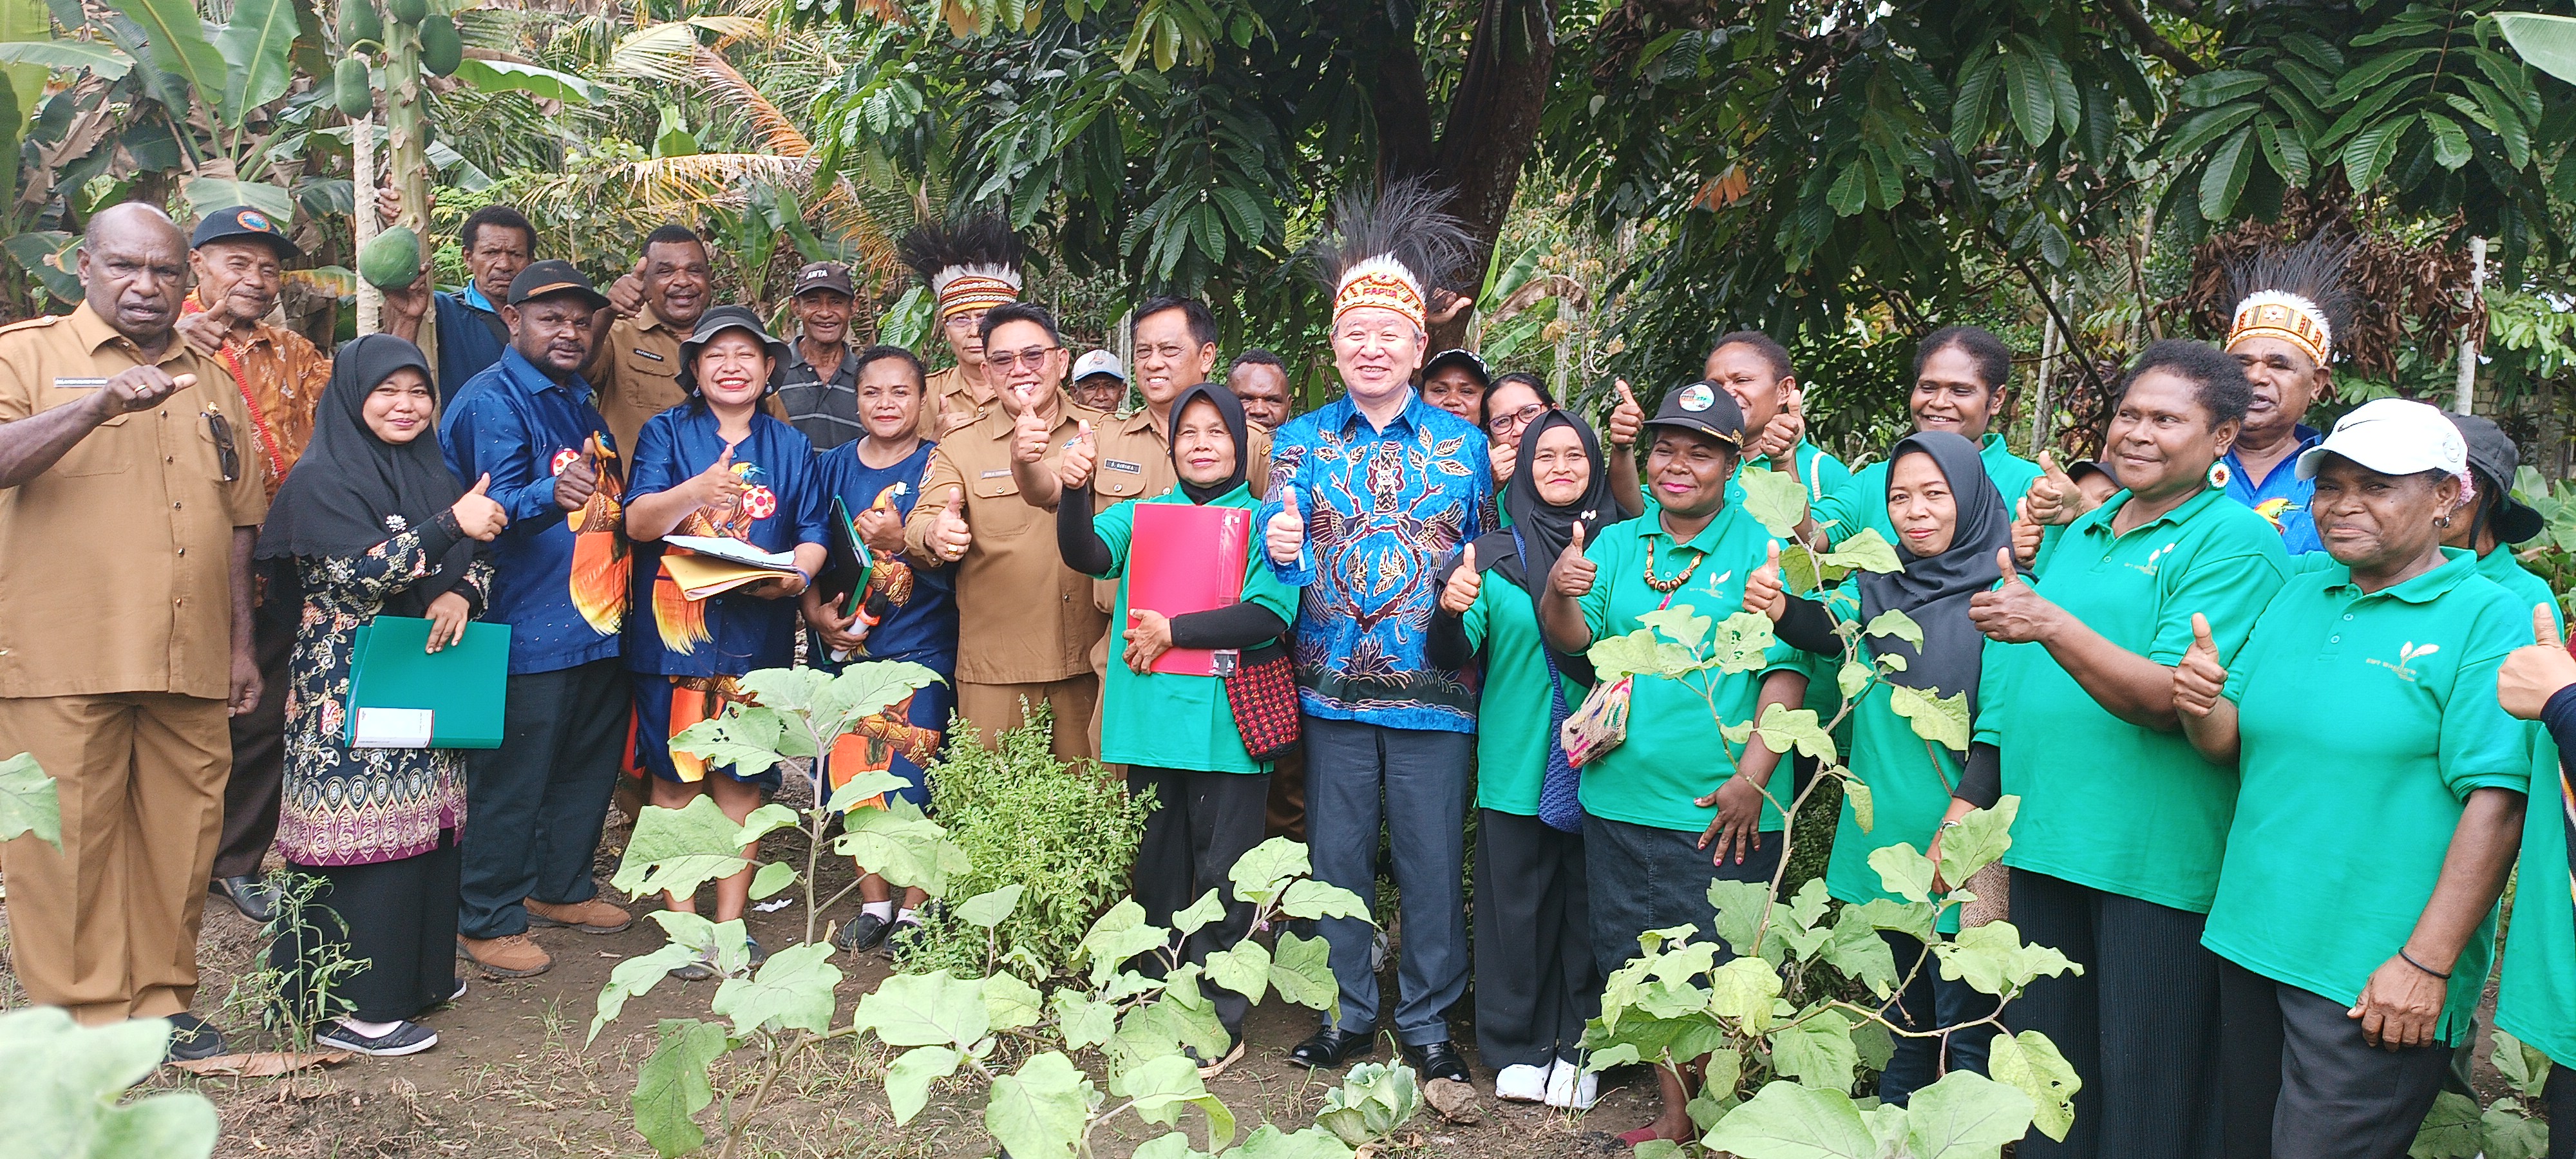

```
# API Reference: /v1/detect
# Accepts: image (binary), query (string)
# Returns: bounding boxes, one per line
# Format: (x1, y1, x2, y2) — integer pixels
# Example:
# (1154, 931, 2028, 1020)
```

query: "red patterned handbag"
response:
(1222, 642, 1302, 761)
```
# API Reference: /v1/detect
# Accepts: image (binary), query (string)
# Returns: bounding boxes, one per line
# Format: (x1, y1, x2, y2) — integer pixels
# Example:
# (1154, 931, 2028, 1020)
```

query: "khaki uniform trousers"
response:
(955, 675, 1099, 765)
(0, 692, 229, 1022)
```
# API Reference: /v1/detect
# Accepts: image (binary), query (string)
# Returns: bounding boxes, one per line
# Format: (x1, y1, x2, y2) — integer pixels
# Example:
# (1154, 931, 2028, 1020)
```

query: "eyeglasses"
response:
(204, 410, 239, 483)
(1137, 343, 1195, 363)
(987, 346, 1059, 371)
(1487, 402, 1546, 437)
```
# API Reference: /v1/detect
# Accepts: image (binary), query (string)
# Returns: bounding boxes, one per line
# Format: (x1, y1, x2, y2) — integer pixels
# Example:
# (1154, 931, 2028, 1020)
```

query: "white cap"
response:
(2294, 398, 2468, 481)
(1072, 349, 1124, 382)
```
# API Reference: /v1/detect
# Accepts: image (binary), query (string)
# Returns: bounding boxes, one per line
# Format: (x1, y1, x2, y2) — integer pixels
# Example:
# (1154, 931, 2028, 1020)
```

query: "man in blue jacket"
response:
(430, 205, 535, 402)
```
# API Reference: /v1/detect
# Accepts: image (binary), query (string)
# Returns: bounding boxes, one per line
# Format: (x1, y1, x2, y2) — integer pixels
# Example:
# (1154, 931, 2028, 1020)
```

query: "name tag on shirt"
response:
(980, 469, 1012, 479)
(51, 377, 106, 390)
(632, 348, 665, 362)
(352, 707, 434, 749)
(1104, 459, 1143, 475)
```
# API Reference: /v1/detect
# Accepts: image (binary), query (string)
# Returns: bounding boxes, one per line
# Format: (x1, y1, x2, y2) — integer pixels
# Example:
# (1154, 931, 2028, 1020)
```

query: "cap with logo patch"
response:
(2295, 398, 2467, 482)
(1072, 349, 1124, 382)
(1643, 379, 1746, 446)
(191, 205, 301, 261)
(506, 259, 611, 311)
(791, 261, 854, 298)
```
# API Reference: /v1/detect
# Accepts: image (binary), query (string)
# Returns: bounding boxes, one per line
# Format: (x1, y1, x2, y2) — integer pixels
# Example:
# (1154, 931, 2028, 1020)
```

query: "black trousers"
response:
(2217, 959, 2452, 1159)
(1876, 929, 2000, 1105)
(458, 658, 627, 939)
(1472, 808, 1596, 1070)
(214, 561, 298, 880)
(271, 834, 461, 1023)
(2007, 867, 2222, 1159)
(1128, 765, 1270, 1036)
(2553, 1061, 2576, 1159)
(1585, 814, 1782, 983)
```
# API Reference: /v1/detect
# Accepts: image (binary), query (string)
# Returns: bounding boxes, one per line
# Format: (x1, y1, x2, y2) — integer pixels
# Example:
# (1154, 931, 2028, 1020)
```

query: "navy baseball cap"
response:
(506, 259, 611, 310)
(1643, 379, 1747, 446)
(191, 205, 301, 260)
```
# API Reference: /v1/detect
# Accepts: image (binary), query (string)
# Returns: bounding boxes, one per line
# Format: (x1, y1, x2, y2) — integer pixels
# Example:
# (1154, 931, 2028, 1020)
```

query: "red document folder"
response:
(1128, 503, 1251, 675)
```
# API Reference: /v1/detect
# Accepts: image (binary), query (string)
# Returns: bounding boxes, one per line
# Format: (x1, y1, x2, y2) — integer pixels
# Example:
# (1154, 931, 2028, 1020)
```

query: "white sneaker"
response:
(1544, 1059, 1599, 1109)
(1494, 1063, 1549, 1103)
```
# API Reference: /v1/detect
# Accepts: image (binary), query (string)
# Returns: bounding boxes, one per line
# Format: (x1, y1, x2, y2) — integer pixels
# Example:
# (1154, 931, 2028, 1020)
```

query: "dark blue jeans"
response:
(1302, 716, 1473, 1046)
(457, 658, 627, 939)
(1875, 929, 1999, 1105)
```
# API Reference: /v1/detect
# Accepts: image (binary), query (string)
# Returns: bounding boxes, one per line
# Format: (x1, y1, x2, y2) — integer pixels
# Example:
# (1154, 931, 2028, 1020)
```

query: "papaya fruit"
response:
(337, 0, 380, 48)
(385, 0, 426, 26)
(333, 57, 373, 118)
(359, 227, 421, 290)
(420, 15, 461, 77)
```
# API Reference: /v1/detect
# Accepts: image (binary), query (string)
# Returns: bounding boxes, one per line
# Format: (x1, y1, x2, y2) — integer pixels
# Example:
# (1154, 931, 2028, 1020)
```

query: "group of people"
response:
(0, 187, 2570, 1159)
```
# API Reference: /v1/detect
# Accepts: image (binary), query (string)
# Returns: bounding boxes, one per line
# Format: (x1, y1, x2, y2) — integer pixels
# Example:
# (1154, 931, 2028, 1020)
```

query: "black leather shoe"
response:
(1402, 1039, 1470, 1084)
(1287, 1026, 1376, 1069)
(211, 876, 277, 925)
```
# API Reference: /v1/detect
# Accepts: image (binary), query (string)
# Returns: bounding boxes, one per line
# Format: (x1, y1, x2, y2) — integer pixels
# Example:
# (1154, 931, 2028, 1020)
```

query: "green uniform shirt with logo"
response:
(1087, 484, 1300, 774)
(1809, 433, 2044, 550)
(1457, 572, 1585, 816)
(2202, 550, 2532, 1044)
(2477, 545, 2561, 631)
(1801, 589, 1973, 931)
(1972, 487, 2289, 912)
(1573, 500, 1810, 833)
(1731, 440, 1852, 742)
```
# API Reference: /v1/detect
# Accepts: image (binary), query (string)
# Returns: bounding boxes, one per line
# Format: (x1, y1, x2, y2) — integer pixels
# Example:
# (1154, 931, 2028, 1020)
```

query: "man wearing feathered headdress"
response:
(900, 214, 1025, 438)
(1254, 179, 1491, 1083)
(2217, 236, 2353, 555)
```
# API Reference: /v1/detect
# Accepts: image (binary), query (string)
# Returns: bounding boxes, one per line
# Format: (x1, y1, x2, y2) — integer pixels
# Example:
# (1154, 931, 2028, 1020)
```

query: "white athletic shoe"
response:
(1544, 1059, 1599, 1109)
(1494, 1063, 1549, 1103)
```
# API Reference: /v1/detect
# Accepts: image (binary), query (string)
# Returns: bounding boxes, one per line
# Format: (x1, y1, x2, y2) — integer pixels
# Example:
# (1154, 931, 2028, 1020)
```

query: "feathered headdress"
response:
(2226, 234, 2356, 368)
(1309, 178, 1472, 331)
(898, 214, 1024, 320)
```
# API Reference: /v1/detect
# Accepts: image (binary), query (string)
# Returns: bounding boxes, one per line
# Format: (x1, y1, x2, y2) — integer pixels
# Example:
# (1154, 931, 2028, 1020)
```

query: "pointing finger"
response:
(2192, 612, 2217, 652)
(2537, 604, 2564, 649)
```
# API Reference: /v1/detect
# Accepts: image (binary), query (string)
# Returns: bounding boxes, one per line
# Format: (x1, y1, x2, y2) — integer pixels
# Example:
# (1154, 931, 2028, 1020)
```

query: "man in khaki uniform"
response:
(588, 223, 710, 457)
(904, 303, 1107, 762)
(899, 215, 1024, 437)
(0, 203, 266, 1057)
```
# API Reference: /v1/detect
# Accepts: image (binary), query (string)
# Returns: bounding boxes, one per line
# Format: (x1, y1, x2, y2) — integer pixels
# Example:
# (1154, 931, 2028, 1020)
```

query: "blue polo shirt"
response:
(625, 404, 831, 679)
(1256, 390, 1492, 733)
(432, 283, 511, 403)
(2221, 424, 2324, 555)
(440, 346, 625, 675)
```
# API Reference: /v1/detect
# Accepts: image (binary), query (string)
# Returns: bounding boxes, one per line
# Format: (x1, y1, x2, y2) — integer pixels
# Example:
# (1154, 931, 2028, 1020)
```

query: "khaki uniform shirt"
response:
(923, 363, 992, 439)
(182, 299, 330, 499)
(1079, 406, 1272, 613)
(0, 305, 268, 699)
(591, 306, 688, 459)
(904, 391, 1110, 684)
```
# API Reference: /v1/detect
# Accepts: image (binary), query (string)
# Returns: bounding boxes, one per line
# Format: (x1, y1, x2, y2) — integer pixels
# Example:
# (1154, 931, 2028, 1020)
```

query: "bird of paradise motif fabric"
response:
(623, 403, 829, 678)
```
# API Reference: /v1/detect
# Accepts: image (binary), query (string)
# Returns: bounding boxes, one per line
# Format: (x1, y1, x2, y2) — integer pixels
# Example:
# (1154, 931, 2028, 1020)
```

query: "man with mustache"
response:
(589, 224, 714, 458)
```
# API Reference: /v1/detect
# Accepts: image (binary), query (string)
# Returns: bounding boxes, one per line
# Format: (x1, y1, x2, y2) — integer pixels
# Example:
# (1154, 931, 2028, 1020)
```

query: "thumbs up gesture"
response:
(1266, 488, 1307, 565)
(1969, 545, 2056, 643)
(932, 485, 972, 562)
(1744, 542, 1787, 621)
(2023, 451, 2087, 527)
(1549, 522, 1596, 598)
(2173, 612, 2230, 718)
(2500, 604, 2576, 720)
(693, 444, 745, 513)
(1012, 395, 1052, 466)
(1056, 419, 1097, 489)
(1439, 543, 1482, 613)
(451, 472, 510, 541)
(1607, 379, 1644, 448)
(2011, 496, 2043, 569)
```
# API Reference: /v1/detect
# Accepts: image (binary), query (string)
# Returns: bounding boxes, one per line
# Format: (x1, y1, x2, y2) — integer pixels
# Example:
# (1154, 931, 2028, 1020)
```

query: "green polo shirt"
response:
(1457, 572, 1585, 816)
(1731, 440, 1853, 738)
(1809, 433, 2044, 550)
(1805, 594, 1972, 931)
(2202, 550, 2532, 1044)
(2500, 731, 2576, 1066)
(1087, 485, 1301, 774)
(1575, 501, 1808, 833)
(1971, 487, 2289, 912)
(2477, 545, 2561, 631)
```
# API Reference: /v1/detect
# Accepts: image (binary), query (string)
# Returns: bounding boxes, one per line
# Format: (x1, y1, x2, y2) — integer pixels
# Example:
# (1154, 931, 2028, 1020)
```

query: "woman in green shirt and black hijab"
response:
(2175, 399, 2532, 1159)
(1427, 410, 1628, 1110)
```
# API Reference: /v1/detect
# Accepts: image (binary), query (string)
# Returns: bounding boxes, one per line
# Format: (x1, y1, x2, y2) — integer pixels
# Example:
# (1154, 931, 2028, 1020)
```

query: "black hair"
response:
(2118, 339, 2253, 429)
(1915, 325, 2012, 393)
(641, 223, 703, 257)
(1709, 330, 1794, 379)
(1228, 348, 1285, 374)
(1133, 296, 1218, 350)
(853, 344, 925, 387)
(1479, 371, 1557, 428)
(979, 301, 1061, 346)
(459, 205, 535, 254)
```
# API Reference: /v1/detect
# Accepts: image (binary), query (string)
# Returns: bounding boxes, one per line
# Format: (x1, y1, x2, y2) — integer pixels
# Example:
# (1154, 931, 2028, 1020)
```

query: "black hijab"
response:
(255, 335, 475, 614)
(1169, 382, 1249, 504)
(1857, 431, 2009, 708)
(1466, 410, 1627, 592)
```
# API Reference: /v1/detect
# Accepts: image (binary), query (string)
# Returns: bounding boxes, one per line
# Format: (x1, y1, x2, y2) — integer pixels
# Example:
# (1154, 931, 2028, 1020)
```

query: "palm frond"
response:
(691, 46, 808, 156)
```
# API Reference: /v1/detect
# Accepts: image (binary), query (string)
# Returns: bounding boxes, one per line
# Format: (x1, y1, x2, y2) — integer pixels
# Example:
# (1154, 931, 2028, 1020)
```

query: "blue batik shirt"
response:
(1256, 390, 1492, 733)
(625, 404, 831, 679)
(2221, 424, 2324, 555)
(440, 346, 625, 675)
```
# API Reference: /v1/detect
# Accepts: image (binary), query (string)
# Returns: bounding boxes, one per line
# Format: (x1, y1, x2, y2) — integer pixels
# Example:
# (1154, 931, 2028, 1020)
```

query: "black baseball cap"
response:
(678, 305, 790, 396)
(1422, 348, 1491, 387)
(191, 205, 301, 260)
(2449, 412, 2544, 544)
(1643, 379, 1746, 446)
(506, 259, 610, 310)
(791, 261, 854, 298)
